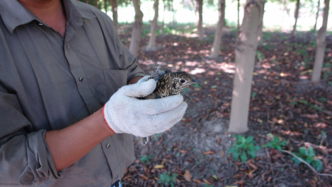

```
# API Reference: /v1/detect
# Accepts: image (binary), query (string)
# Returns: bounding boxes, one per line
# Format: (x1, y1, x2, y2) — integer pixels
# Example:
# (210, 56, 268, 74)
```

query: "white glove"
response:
(103, 77, 187, 137)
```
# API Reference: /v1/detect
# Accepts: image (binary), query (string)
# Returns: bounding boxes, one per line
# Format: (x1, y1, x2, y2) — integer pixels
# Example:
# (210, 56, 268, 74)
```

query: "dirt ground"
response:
(119, 26, 332, 187)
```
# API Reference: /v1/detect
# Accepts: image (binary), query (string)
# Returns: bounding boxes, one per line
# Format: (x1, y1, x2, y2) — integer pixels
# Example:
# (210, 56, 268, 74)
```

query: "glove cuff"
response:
(103, 104, 120, 134)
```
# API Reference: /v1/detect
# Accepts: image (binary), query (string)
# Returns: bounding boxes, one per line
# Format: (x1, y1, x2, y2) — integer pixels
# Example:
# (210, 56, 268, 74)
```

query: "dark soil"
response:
(119, 26, 332, 187)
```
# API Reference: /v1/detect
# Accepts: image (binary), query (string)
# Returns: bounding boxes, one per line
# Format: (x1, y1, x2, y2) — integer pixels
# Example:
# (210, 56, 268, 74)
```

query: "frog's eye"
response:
(179, 79, 186, 83)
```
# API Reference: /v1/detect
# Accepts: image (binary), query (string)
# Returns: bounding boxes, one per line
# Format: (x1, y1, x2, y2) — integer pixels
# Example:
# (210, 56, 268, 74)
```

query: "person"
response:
(0, 0, 187, 186)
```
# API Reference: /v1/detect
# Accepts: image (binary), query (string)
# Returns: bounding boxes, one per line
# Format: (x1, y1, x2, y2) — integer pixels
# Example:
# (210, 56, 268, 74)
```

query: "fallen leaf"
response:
(154, 165, 164, 169)
(302, 113, 319, 119)
(140, 174, 149, 180)
(221, 150, 224, 157)
(179, 150, 187, 154)
(182, 118, 191, 122)
(164, 155, 171, 159)
(235, 180, 245, 184)
(203, 150, 216, 155)
(247, 169, 254, 178)
(193, 179, 202, 184)
(247, 162, 258, 172)
(203, 179, 210, 184)
(184, 170, 192, 182)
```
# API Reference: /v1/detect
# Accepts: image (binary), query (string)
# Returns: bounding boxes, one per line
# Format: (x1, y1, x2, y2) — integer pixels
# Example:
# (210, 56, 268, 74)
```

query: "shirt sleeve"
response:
(120, 42, 146, 82)
(0, 83, 62, 186)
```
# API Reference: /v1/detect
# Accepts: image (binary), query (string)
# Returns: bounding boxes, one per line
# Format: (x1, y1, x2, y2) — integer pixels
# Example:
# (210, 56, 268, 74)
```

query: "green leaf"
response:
(291, 156, 302, 165)
(211, 85, 217, 89)
(248, 149, 256, 159)
(212, 175, 218, 180)
(299, 147, 308, 156)
(240, 152, 248, 163)
(308, 147, 316, 157)
(276, 145, 281, 151)
(246, 136, 254, 142)
(305, 157, 313, 164)
(228, 147, 236, 154)
(232, 151, 240, 161)
(312, 159, 323, 171)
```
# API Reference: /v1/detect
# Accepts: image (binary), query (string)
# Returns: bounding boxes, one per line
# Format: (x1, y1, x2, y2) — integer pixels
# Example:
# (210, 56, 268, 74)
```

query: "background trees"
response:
(74, 0, 332, 185)
(312, 0, 330, 82)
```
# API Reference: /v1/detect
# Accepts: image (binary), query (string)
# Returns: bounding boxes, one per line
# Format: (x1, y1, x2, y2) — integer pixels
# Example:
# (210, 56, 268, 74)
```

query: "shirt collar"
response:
(0, 0, 95, 34)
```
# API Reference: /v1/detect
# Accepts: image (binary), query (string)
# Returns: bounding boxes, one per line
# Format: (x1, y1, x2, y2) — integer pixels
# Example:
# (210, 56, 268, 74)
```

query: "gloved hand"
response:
(103, 76, 187, 137)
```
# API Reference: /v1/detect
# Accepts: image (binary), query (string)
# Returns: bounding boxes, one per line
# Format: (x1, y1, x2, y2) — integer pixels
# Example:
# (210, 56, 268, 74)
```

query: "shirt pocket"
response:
(103, 69, 128, 97)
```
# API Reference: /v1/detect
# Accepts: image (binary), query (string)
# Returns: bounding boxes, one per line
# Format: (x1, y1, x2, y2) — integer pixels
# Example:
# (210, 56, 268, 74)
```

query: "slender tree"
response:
(197, 0, 204, 40)
(111, 0, 118, 31)
(313, 0, 321, 31)
(209, 0, 225, 58)
(291, 0, 300, 37)
(312, 0, 330, 82)
(237, 0, 240, 31)
(228, 0, 265, 133)
(129, 0, 144, 56)
(104, 0, 108, 13)
(146, 0, 159, 51)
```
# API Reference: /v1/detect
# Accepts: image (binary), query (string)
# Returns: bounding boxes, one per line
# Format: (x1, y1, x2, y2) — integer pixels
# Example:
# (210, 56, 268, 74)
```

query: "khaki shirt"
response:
(0, 0, 144, 186)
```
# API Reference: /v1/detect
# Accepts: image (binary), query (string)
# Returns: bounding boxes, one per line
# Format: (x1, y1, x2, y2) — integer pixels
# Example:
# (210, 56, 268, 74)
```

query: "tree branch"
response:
(280, 150, 332, 178)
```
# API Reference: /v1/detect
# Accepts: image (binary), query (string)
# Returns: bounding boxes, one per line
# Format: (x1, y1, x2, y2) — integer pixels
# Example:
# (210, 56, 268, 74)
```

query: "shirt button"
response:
(106, 143, 110, 148)
(39, 23, 43, 26)
(79, 77, 83, 82)
(29, 23, 34, 27)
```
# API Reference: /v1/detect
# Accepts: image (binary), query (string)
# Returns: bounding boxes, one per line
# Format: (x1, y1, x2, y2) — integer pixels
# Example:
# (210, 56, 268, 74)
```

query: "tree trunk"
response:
(209, 0, 225, 58)
(111, 0, 118, 31)
(94, 0, 99, 9)
(291, 0, 300, 37)
(146, 0, 159, 51)
(237, 0, 240, 32)
(311, 0, 330, 82)
(228, 0, 265, 133)
(313, 0, 321, 31)
(129, 0, 143, 56)
(258, 2, 266, 42)
(197, 0, 203, 40)
(104, 0, 108, 14)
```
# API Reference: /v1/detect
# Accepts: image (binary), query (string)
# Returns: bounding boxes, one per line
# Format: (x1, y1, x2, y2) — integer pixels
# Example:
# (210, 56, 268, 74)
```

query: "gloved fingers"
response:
(120, 79, 156, 97)
(152, 102, 187, 132)
(137, 75, 153, 83)
(137, 94, 184, 115)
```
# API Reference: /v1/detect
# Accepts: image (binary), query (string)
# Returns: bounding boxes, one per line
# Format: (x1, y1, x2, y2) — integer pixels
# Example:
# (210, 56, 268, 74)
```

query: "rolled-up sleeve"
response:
(0, 84, 62, 186)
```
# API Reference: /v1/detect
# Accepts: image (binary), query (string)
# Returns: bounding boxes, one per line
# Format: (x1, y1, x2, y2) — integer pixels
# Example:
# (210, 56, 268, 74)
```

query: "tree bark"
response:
(209, 0, 225, 58)
(146, 0, 159, 51)
(111, 0, 118, 31)
(237, 0, 240, 32)
(291, 0, 300, 37)
(312, 0, 330, 82)
(197, 0, 203, 40)
(313, 0, 321, 31)
(129, 0, 144, 56)
(94, 0, 99, 9)
(258, 2, 265, 42)
(228, 0, 265, 133)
